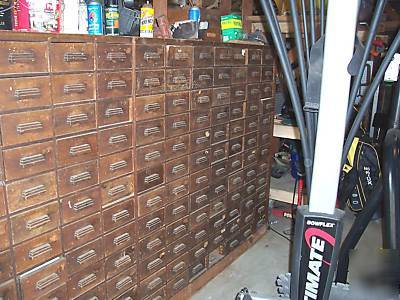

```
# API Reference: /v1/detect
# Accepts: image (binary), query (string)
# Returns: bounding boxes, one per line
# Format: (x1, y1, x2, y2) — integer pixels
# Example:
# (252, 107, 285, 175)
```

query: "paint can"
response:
(87, 0, 104, 35)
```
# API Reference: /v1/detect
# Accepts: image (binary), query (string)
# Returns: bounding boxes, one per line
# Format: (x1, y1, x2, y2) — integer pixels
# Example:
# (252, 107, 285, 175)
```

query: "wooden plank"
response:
(153, 0, 168, 18)
(273, 119, 301, 140)
(242, 0, 254, 33)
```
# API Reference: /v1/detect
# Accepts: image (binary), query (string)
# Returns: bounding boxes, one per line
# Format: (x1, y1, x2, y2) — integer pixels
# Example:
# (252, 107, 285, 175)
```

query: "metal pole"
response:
(309, 0, 316, 45)
(301, 0, 311, 67)
(320, 0, 325, 35)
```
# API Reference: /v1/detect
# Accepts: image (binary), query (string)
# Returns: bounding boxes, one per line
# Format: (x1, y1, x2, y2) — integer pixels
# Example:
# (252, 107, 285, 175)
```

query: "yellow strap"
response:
(343, 137, 359, 173)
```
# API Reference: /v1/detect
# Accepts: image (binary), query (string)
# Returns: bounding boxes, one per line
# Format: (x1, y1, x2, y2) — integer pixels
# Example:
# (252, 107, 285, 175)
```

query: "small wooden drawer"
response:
(248, 49, 262, 65)
(165, 156, 189, 183)
(98, 124, 132, 156)
(241, 223, 254, 241)
(138, 250, 166, 281)
(190, 111, 210, 131)
(56, 132, 98, 167)
(19, 257, 66, 299)
(137, 185, 167, 218)
(104, 245, 136, 280)
(136, 69, 165, 96)
(210, 195, 226, 217)
(261, 82, 273, 99)
(228, 153, 243, 173)
(166, 113, 190, 138)
(210, 212, 226, 233)
(228, 170, 244, 192)
(194, 46, 214, 67)
(166, 45, 193, 68)
(165, 135, 190, 161)
(262, 66, 274, 82)
(260, 114, 273, 129)
(231, 84, 247, 103)
(231, 67, 247, 85)
(136, 44, 165, 68)
(242, 210, 255, 227)
(103, 198, 135, 233)
(50, 42, 94, 72)
(62, 212, 102, 252)
(165, 91, 190, 115)
(0, 41, 49, 75)
(137, 142, 165, 171)
(100, 175, 134, 205)
(229, 103, 244, 122)
(0, 218, 9, 251)
(166, 176, 190, 204)
(257, 161, 270, 175)
(189, 257, 207, 280)
(190, 168, 210, 193)
(0, 109, 53, 147)
(211, 159, 228, 181)
(10, 201, 60, 245)
(165, 196, 189, 225)
(243, 148, 259, 168)
(138, 209, 164, 239)
(214, 67, 232, 87)
(137, 165, 164, 194)
(212, 87, 230, 107)
(0, 279, 17, 300)
(138, 268, 166, 299)
(52, 73, 95, 105)
(226, 207, 241, 223)
(225, 234, 241, 254)
(97, 71, 132, 99)
(190, 221, 209, 246)
(0, 250, 13, 281)
(0, 76, 51, 112)
(211, 105, 230, 125)
(138, 228, 166, 260)
(97, 98, 131, 127)
(57, 160, 99, 197)
(245, 116, 259, 133)
(244, 181, 257, 198)
(166, 270, 189, 298)
(211, 142, 228, 164)
(259, 146, 271, 162)
(211, 124, 229, 145)
(227, 189, 243, 207)
(192, 68, 214, 89)
(166, 234, 191, 264)
(247, 84, 262, 102)
(136, 94, 165, 121)
(136, 118, 165, 147)
(229, 118, 244, 138)
(106, 265, 137, 299)
(190, 129, 211, 153)
(166, 68, 191, 92)
(66, 237, 104, 277)
(241, 197, 256, 215)
(262, 47, 274, 64)
(104, 221, 136, 257)
(255, 203, 267, 218)
(244, 132, 258, 150)
(99, 149, 133, 182)
(257, 174, 268, 189)
(74, 284, 105, 300)
(189, 241, 208, 263)
(261, 98, 274, 115)
(191, 89, 212, 112)
(190, 205, 209, 229)
(190, 187, 210, 212)
(40, 283, 68, 300)
(54, 103, 96, 136)
(246, 100, 260, 116)
(68, 260, 105, 299)
(232, 47, 246, 65)
(165, 217, 189, 245)
(166, 252, 189, 279)
(97, 43, 132, 70)
(214, 47, 233, 66)
(210, 178, 228, 201)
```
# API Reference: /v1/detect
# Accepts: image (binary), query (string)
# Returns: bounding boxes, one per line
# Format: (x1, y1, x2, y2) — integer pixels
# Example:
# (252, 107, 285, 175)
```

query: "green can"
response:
(220, 14, 243, 42)
(105, 1, 119, 35)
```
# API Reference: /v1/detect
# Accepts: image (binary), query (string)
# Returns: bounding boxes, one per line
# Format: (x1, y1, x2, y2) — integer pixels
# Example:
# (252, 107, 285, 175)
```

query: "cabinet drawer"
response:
(54, 103, 96, 136)
(190, 168, 210, 193)
(136, 118, 165, 147)
(52, 73, 95, 105)
(211, 105, 230, 126)
(241, 197, 256, 216)
(3, 142, 55, 181)
(0, 279, 17, 300)
(192, 68, 213, 89)
(166, 234, 191, 264)
(189, 257, 207, 280)
(165, 196, 189, 225)
(138, 228, 165, 260)
(190, 187, 210, 212)
(228, 170, 243, 192)
(166, 45, 193, 68)
(211, 160, 228, 181)
(137, 185, 167, 218)
(97, 71, 132, 99)
(248, 66, 262, 83)
(214, 67, 232, 87)
(136, 44, 165, 68)
(99, 124, 132, 156)
(244, 181, 257, 198)
(57, 160, 99, 197)
(99, 150, 133, 183)
(97, 43, 132, 70)
(231, 67, 247, 85)
(137, 165, 164, 194)
(257, 161, 270, 175)
(261, 83, 273, 99)
(210, 177, 228, 201)
(62, 212, 102, 251)
(97, 98, 131, 127)
(214, 47, 233, 66)
(189, 149, 210, 173)
(11, 201, 60, 245)
(50, 42, 94, 72)
(212, 87, 230, 107)
(260, 115, 273, 130)
(210, 195, 226, 217)
(165, 156, 189, 183)
(165, 135, 189, 161)
(248, 49, 262, 65)
(0, 41, 48, 75)
(0, 109, 53, 147)
(165, 113, 189, 138)
(194, 46, 214, 67)
(0, 250, 13, 281)
(262, 66, 274, 82)
(40, 283, 67, 300)
(138, 209, 164, 239)
(191, 89, 212, 111)
(100, 175, 134, 205)
(227, 188, 243, 207)
(245, 116, 259, 133)
(136, 94, 165, 121)
(104, 221, 136, 257)
(138, 268, 166, 299)
(228, 153, 243, 173)
(230, 119, 245, 138)
(232, 47, 246, 65)
(229, 103, 244, 122)
(211, 142, 228, 164)
(165, 91, 190, 115)
(190, 129, 211, 153)
(136, 69, 165, 96)
(189, 241, 208, 263)
(243, 148, 259, 167)
(104, 245, 136, 280)
(261, 98, 274, 115)
(56, 132, 98, 167)
(231, 84, 247, 103)
(166, 68, 191, 92)
(244, 132, 258, 150)
(138, 249, 166, 281)
(106, 265, 136, 299)
(166, 270, 188, 298)
(190, 205, 209, 230)
(0, 219, 9, 251)
(165, 217, 189, 245)
(190, 111, 210, 131)
(242, 209, 255, 227)
(68, 260, 105, 299)
(166, 176, 190, 203)
(166, 253, 189, 280)
(19, 257, 66, 299)
(211, 124, 229, 145)
(263, 47, 274, 64)
(0, 76, 51, 112)
(226, 207, 241, 223)
(210, 211, 226, 233)
(247, 84, 261, 102)
(74, 284, 105, 300)
(103, 198, 134, 233)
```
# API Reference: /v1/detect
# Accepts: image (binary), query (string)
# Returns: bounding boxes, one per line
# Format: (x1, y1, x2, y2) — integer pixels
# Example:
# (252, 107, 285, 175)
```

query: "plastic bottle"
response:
(105, 0, 119, 35)
(78, 0, 88, 34)
(87, 0, 104, 35)
(140, 1, 154, 38)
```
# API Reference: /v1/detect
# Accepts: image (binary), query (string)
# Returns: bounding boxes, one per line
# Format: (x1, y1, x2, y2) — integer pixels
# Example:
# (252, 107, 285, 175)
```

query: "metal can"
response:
(188, 6, 200, 22)
(87, 0, 103, 35)
(105, 2, 119, 35)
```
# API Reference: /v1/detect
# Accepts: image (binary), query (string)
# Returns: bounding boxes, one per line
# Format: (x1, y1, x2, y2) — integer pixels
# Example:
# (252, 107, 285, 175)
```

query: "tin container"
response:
(105, 1, 119, 35)
(189, 6, 200, 22)
(87, 0, 104, 35)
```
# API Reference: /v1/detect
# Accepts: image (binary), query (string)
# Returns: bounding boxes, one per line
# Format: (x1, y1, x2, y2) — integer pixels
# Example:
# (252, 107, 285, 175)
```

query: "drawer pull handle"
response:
(146, 196, 162, 207)
(233, 126, 242, 134)
(251, 71, 260, 77)
(234, 53, 244, 60)
(198, 74, 211, 81)
(231, 193, 241, 202)
(231, 160, 241, 169)
(114, 255, 132, 268)
(174, 52, 189, 61)
(195, 213, 207, 223)
(112, 209, 130, 223)
(69, 143, 91, 156)
(173, 279, 186, 291)
(245, 214, 253, 224)
(232, 177, 242, 185)
(214, 219, 224, 229)
(172, 143, 186, 152)
(216, 112, 228, 120)
(64, 52, 88, 62)
(251, 89, 260, 95)
(109, 160, 128, 172)
(259, 191, 266, 199)
(246, 200, 254, 209)
(195, 176, 208, 184)
(264, 87, 272, 94)
(194, 248, 206, 258)
(248, 154, 257, 162)
(73, 198, 95, 211)
(64, 83, 87, 94)
(214, 185, 226, 194)
(197, 96, 210, 104)
(74, 225, 95, 239)
(172, 185, 186, 196)
(196, 136, 208, 144)
(21, 184, 46, 200)
(192, 263, 204, 274)
(172, 120, 187, 129)
(231, 144, 242, 152)
(144, 174, 160, 184)
(229, 209, 239, 217)
(247, 138, 257, 146)
(14, 87, 41, 100)
(108, 184, 127, 197)
(144, 127, 161, 136)
(28, 243, 52, 259)
(219, 53, 232, 60)
(8, 51, 35, 63)
(113, 232, 131, 246)
(107, 80, 127, 90)
(214, 130, 225, 138)
(172, 75, 187, 84)
(78, 273, 97, 289)
(195, 156, 208, 165)
(76, 249, 96, 264)
(213, 202, 224, 211)
(230, 240, 239, 248)
(88, 297, 99, 300)
(172, 164, 186, 174)
(196, 115, 208, 123)
(105, 107, 124, 118)
(26, 214, 50, 230)
(173, 243, 186, 254)
(144, 151, 161, 161)
(173, 98, 187, 106)
(195, 229, 206, 241)
(199, 52, 212, 60)
(143, 78, 161, 87)
(249, 122, 257, 129)
(144, 103, 161, 112)
(144, 51, 161, 61)
(262, 117, 270, 125)
(264, 71, 273, 77)
(17, 121, 43, 134)
(116, 276, 133, 290)
(66, 113, 89, 126)
(147, 238, 162, 250)
(35, 273, 59, 291)
(213, 149, 224, 157)
(217, 92, 228, 100)
(247, 170, 256, 178)
(147, 277, 163, 291)
(257, 219, 265, 227)
(261, 149, 268, 156)
(70, 171, 91, 185)
(172, 224, 186, 235)
(258, 177, 266, 185)
(109, 134, 128, 145)
(107, 51, 127, 61)
(146, 217, 161, 229)
(213, 235, 224, 244)
(147, 258, 163, 270)
(173, 261, 186, 273)
(215, 168, 226, 176)
(218, 73, 230, 80)
(244, 229, 252, 238)
(172, 205, 186, 215)
(235, 90, 245, 97)
(232, 108, 242, 115)
(251, 54, 261, 61)
(247, 185, 256, 194)
(258, 206, 266, 214)
(19, 153, 45, 167)
(195, 194, 208, 204)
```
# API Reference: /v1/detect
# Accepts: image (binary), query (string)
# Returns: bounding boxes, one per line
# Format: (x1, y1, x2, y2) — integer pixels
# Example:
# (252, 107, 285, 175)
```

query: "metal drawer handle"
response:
(219, 53, 232, 60)
(264, 53, 273, 60)
(214, 202, 224, 211)
(258, 206, 266, 214)
(251, 71, 260, 77)
(232, 177, 242, 185)
(214, 185, 226, 194)
(195, 229, 206, 241)
(195, 248, 206, 258)
(173, 279, 186, 291)
(116, 276, 133, 290)
(174, 51, 189, 61)
(172, 120, 187, 129)
(192, 263, 204, 274)
(196, 213, 207, 223)
(76, 249, 96, 264)
(231, 160, 241, 169)
(172, 164, 186, 175)
(249, 122, 257, 129)
(214, 130, 225, 138)
(144, 78, 161, 87)
(259, 191, 266, 199)
(247, 138, 257, 146)
(172, 205, 186, 215)
(14, 87, 41, 100)
(217, 92, 228, 100)
(144, 174, 160, 184)
(231, 193, 241, 202)
(144, 103, 161, 112)
(199, 52, 212, 59)
(108, 184, 127, 197)
(88, 297, 99, 300)
(107, 80, 127, 90)
(232, 108, 242, 115)
(231, 144, 242, 151)
(114, 255, 132, 269)
(35, 273, 59, 291)
(262, 117, 270, 125)
(264, 86, 272, 94)
(21, 184, 46, 200)
(245, 214, 253, 224)
(196, 136, 208, 144)
(78, 273, 97, 289)
(110, 160, 128, 172)
(147, 277, 163, 291)
(216, 112, 228, 120)
(144, 127, 161, 136)
(173, 98, 187, 106)
(173, 224, 186, 235)
(256, 219, 264, 227)
(251, 54, 261, 60)
(172, 143, 186, 152)
(218, 73, 230, 80)
(66, 113, 89, 126)
(214, 219, 224, 229)
(195, 176, 208, 184)
(69, 143, 91, 156)
(197, 96, 210, 104)
(264, 71, 273, 77)
(73, 198, 95, 211)
(64, 83, 87, 94)
(173, 243, 186, 254)
(26, 214, 50, 230)
(229, 209, 239, 217)
(244, 229, 252, 238)
(8, 51, 35, 63)
(172, 75, 187, 84)
(233, 126, 242, 133)
(198, 74, 211, 81)
(230, 240, 239, 248)
(147, 258, 163, 270)
(146, 217, 161, 229)
(195, 156, 208, 165)
(261, 149, 268, 156)
(213, 149, 224, 157)
(213, 235, 224, 244)
(215, 168, 226, 176)
(113, 232, 131, 246)
(196, 115, 208, 123)
(147, 196, 162, 207)
(234, 53, 244, 60)
(147, 238, 162, 250)
(74, 225, 95, 240)
(258, 177, 266, 185)
(109, 134, 128, 145)
(144, 151, 161, 162)
(264, 103, 273, 110)
(196, 194, 208, 204)
(70, 171, 91, 185)
(251, 88, 260, 95)
(107, 51, 127, 61)
(247, 170, 256, 178)
(235, 90, 245, 97)
(173, 261, 186, 273)
(144, 51, 161, 60)
(246, 200, 255, 209)
(247, 185, 256, 194)
(64, 52, 88, 62)
(19, 153, 45, 167)
(105, 107, 124, 117)
(248, 153, 256, 161)
(28, 243, 52, 260)
(112, 209, 130, 223)
(172, 185, 187, 196)
(17, 121, 43, 134)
